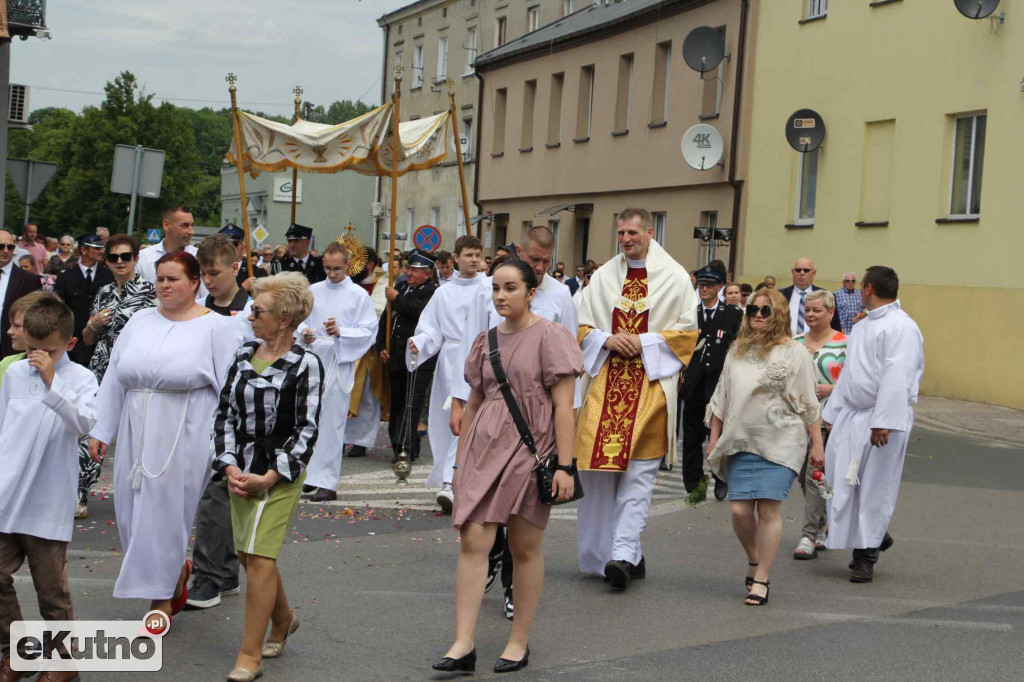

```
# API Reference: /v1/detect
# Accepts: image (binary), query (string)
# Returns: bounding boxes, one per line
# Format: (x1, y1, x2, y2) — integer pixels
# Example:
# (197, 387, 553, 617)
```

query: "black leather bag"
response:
(487, 327, 583, 506)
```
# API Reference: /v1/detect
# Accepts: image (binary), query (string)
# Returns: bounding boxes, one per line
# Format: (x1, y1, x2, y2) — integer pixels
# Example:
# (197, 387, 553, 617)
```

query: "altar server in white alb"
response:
(811, 266, 924, 584)
(345, 248, 389, 458)
(406, 235, 484, 512)
(89, 251, 237, 620)
(298, 241, 378, 502)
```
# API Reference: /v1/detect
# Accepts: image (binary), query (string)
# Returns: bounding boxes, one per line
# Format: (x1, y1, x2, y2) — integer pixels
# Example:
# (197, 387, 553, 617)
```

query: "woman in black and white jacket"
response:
(211, 272, 323, 682)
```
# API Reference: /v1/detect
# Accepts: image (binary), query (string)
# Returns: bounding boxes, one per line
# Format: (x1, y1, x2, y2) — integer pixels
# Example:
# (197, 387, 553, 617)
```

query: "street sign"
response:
(146, 228, 162, 244)
(111, 145, 165, 235)
(413, 225, 441, 253)
(252, 225, 269, 245)
(8, 159, 59, 225)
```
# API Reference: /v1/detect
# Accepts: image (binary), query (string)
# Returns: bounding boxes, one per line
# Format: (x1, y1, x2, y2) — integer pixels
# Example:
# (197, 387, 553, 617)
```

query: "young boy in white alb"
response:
(0, 295, 98, 682)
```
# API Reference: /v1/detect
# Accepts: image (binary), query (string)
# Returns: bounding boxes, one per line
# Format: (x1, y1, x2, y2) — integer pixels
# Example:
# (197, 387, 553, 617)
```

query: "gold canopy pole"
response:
(227, 73, 254, 280)
(385, 65, 403, 354)
(448, 80, 473, 236)
(290, 86, 302, 225)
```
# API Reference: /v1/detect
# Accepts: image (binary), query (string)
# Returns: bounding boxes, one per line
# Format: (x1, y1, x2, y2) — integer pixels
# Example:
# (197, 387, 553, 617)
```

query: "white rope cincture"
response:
(127, 388, 192, 490)
(845, 408, 875, 486)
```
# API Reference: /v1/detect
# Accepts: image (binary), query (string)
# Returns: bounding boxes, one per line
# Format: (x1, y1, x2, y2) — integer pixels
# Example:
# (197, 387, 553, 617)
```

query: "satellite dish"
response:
(681, 124, 724, 171)
(953, 0, 1000, 19)
(683, 26, 726, 75)
(785, 109, 826, 153)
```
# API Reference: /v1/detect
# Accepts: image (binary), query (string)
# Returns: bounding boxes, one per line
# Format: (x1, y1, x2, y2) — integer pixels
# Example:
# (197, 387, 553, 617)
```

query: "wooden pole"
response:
(290, 85, 302, 225)
(448, 81, 472, 236)
(227, 73, 254, 280)
(385, 66, 403, 354)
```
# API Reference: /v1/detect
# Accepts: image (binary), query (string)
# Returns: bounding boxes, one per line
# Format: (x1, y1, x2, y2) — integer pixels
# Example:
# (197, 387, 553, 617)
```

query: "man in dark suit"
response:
(0, 229, 43, 356)
(272, 223, 325, 283)
(565, 264, 585, 295)
(376, 249, 437, 463)
(779, 257, 841, 335)
(680, 266, 743, 501)
(53, 234, 114, 366)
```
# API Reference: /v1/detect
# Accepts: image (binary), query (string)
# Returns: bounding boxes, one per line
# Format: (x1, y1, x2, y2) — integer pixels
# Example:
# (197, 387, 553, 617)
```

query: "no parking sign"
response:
(413, 224, 441, 253)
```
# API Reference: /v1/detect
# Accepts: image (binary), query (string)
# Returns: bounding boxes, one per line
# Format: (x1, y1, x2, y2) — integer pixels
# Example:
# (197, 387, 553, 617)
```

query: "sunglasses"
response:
(746, 304, 772, 318)
(793, 268, 813, 274)
(843, 279, 856, 283)
(107, 252, 134, 263)
(0, 244, 15, 252)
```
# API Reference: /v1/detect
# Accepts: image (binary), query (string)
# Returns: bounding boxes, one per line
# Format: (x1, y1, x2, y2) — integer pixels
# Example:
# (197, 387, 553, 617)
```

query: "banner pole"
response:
(291, 86, 302, 225)
(227, 74, 254, 280)
(386, 65, 403, 354)
(448, 81, 473, 236)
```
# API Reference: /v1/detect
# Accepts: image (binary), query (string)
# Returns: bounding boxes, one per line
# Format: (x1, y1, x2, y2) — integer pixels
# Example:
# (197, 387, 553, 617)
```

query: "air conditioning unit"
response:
(9, 84, 30, 125)
(370, 202, 384, 218)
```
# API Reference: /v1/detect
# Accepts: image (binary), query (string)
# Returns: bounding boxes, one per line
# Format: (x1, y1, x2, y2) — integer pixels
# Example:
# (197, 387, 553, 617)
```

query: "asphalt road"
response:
(12, 425, 1024, 681)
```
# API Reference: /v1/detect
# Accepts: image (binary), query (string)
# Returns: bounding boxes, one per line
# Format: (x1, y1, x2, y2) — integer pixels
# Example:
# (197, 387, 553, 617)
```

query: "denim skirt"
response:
(727, 452, 797, 501)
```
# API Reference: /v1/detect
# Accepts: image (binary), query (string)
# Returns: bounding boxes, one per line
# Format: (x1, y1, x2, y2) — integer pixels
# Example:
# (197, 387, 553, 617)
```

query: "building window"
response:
(430, 207, 440, 227)
(548, 219, 560, 260)
(407, 208, 416, 233)
(652, 212, 666, 245)
(614, 53, 634, 133)
(493, 88, 508, 154)
(795, 149, 819, 224)
(527, 6, 540, 32)
(521, 80, 537, 149)
(465, 27, 478, 74)
(807, 0, 828, 19)
(461, 117, 473, 161)
(417, 16, 423, 28)
(651, 42, 671, 125)
(547, 72, 564, 145)
(949, 113, 986, 217)
(442, 7, 447, 18)
(576, 65, 595, 140)
(436, 36, 449, 81)
(495, 16, 507, 47)
(412, 45, 424, 88)
(560, 0, 575, 17)
(700, 28, 725, 119)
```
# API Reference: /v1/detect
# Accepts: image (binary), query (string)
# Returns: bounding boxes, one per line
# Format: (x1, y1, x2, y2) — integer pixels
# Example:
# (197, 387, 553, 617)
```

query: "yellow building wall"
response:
(741, 2, 1024, 409)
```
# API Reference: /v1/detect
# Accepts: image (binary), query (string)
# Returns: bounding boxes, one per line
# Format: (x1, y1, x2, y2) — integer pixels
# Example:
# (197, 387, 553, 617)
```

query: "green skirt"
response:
(230, 471, 306, 559)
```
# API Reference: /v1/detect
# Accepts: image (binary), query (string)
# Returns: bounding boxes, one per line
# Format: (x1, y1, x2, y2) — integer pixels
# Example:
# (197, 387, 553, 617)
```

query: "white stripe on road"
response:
(795, 611, 1013, 631)
(15, 574, 116, 586)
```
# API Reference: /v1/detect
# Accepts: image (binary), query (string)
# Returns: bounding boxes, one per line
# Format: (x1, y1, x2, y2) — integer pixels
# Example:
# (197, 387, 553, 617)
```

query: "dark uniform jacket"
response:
(0, 264, 43, 357)
(235, 259, 268, 287)
(680, 302, 744, 404)
(272, 254, 325, 284)
(376, 279, 438, 373)
(54, 262, 115, 366)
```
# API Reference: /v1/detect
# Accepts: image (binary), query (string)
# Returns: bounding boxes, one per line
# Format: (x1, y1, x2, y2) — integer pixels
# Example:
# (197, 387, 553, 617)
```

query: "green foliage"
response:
(4, 71, 373, 239)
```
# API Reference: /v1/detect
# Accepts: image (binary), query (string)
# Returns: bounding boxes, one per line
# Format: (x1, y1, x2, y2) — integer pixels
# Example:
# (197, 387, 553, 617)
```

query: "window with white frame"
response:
(653, 212, 666, 244)
(807, 0, 828, 19)
(560, 0, 575, 17)
(407, 208, 416, 234)
(465, 27, 478, 74)
(461, 117, 473, 161)
(527, 6, 540, 32)
(795, 149, 819, 223)
(949, 113, 986, 217)
(436, 36, 448, 81)
(430, 207, 440, 227)
(495, 16, 507, 47)
(412, 45, 424, 88)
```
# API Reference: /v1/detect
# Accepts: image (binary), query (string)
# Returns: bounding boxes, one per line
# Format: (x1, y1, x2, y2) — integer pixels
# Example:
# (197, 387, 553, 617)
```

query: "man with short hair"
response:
(575, 208, 699, 590)
(20, 223, 48, 274)
(95, 227, 110, 245)
(764, 275, 776, 289)
(53, 235, 113, 367)
(0, 229, 43, 357)
(259, 244, 274, 269)
(273, 223, 326, 283)
(812, 266, 924, 584)
(218, 223, 268, 289)
(136, 205, 198, 284)
(566, 264, 585, 295)
(434, 250, 455, 285)
(779, 258, 840, 335)
(833, 271, 863, 334)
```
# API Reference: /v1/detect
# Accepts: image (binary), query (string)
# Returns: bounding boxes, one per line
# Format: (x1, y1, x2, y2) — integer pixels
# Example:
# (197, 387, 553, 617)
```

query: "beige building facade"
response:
(377, 0, 575, 256)
(474, 0, 756, 273)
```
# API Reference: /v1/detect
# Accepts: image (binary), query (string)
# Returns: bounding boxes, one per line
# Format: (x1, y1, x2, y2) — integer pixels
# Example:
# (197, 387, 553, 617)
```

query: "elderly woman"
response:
(705, 288, 822, 605)
(89, 252, 237, 621)
(75, 234, 156, 518)
(792, 290, 847, 560)
(212, 272, 323, 682)
(47, 235, 77, 275)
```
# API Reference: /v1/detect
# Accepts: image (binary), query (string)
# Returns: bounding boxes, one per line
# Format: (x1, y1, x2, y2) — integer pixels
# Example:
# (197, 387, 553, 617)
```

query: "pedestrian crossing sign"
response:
(146, 228, 162, 244)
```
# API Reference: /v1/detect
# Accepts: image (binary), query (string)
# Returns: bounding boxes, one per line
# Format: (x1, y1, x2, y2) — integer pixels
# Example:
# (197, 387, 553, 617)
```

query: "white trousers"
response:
(576, 457, 661, 575)
(345, 374, 380, 449)
(304, 381, 350, 490)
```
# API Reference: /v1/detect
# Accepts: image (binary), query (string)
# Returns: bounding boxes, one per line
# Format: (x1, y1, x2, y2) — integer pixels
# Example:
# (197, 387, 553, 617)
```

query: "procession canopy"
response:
(225, 102, 455, 178)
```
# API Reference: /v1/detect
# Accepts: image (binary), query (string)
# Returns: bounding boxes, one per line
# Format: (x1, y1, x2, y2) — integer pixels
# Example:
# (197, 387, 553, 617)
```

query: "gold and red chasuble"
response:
(576, 267, 669, 472)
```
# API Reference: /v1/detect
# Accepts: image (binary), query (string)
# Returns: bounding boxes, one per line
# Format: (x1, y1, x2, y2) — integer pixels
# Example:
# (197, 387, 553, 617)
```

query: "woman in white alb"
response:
(89, 251, 237, 620)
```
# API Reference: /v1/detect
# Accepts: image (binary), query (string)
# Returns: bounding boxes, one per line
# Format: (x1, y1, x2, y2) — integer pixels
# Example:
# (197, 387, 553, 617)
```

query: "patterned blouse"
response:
(87, 274, 157, 381)
(795, 330, 848, 422)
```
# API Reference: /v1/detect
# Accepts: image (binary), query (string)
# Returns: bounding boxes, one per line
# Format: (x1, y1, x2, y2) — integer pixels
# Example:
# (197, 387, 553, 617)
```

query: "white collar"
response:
(866, 299, 900, 320)
(0, 261, 13, 276)
(452, 272, 482, 287)
(702, 301, 719, 313)
(625, 257, 646, 269)
(79, 261, 96, 278)
(794, 286, 811, 295)
(324, 276, 350, 290)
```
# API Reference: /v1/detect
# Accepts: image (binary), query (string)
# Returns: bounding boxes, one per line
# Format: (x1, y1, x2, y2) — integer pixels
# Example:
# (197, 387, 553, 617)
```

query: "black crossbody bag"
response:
(487, 327, 583, 506)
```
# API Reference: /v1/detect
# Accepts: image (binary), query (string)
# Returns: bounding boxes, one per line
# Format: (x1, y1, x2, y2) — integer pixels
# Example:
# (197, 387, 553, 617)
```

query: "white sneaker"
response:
(436, 484, 454, 514)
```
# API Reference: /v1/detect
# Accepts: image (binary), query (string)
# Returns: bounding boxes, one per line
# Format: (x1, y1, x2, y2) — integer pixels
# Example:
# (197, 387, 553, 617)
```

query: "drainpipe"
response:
(375, 20, 390, 249)
(726, 0, 749, 277)
(473, 69, 486, 230)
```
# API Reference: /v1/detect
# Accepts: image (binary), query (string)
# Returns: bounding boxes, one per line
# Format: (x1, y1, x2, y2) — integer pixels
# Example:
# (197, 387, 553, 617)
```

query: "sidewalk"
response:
(914, 395, 1024, 449)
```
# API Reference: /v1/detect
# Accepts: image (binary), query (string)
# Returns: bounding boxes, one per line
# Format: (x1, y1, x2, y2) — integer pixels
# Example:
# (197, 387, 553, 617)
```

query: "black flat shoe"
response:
(632, 555, 646, 579)
(494, 647, 529, 673)
(301, 484, 316, 494)
(604, 560, 634, 590)
(432, 648, 476, 673)
(346, 445, 367, 458)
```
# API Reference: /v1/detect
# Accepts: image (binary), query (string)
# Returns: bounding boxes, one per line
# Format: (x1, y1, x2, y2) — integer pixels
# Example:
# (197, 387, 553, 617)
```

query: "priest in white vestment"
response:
(574, 209, 698, 590)
(298, 242, 378, 502)
(813, 266, 924, 583)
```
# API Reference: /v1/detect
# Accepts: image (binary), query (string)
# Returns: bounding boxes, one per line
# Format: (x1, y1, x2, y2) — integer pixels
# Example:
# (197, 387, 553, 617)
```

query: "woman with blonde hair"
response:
(705, 288, 822, 605)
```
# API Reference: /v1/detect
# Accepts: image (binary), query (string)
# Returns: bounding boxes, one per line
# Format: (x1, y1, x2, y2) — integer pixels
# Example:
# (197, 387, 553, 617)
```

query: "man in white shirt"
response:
(136, 205, 198, 284)
(434, 251, 455, 286)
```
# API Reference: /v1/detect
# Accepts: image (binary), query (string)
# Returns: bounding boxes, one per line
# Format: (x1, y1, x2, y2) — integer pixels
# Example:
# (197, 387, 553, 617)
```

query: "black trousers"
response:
(681, 394, 712, 493)
(387, 367, 433, 459)
(489, 526, 514, 592)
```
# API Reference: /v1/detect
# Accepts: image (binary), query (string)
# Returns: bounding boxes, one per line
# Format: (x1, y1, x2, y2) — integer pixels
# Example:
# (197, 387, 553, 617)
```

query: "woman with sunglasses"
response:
(704, 288, 823, 605)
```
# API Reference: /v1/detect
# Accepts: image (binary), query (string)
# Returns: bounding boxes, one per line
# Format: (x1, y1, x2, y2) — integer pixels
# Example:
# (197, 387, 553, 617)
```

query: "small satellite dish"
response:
(953, 0, 1000, 19)
(681, 124, 724, 171)
(785, 109, 826, 153)
(683, 26, 726, 75)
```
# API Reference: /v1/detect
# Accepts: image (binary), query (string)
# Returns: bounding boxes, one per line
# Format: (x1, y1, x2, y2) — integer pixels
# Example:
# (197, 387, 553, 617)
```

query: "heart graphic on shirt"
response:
(815, 350, 845, 383)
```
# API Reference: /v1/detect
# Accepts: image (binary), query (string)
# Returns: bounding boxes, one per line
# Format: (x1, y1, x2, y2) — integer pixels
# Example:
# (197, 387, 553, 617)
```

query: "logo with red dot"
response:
(142, 610, 170, 637)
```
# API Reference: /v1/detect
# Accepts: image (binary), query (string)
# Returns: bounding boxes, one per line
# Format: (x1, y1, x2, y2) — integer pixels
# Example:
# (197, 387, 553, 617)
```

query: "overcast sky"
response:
(12, 0, 412, 118)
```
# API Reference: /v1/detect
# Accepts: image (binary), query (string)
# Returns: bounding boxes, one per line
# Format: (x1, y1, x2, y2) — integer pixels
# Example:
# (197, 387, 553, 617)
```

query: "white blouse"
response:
(705, 340, 820, 477)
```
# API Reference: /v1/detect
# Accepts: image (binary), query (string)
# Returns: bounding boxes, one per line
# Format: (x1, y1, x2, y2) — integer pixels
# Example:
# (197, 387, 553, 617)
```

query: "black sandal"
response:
(745, 579, 770, 606)
(745, 563, 759, 590)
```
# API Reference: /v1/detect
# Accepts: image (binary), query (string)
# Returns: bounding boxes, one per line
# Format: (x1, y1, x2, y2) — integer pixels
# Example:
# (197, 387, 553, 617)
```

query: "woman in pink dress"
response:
(433, 260, 582, 675)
